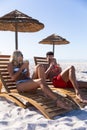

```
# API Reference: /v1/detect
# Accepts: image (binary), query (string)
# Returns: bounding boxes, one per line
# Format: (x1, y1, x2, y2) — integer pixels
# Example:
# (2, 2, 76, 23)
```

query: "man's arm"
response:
(45, 58, 62, 77)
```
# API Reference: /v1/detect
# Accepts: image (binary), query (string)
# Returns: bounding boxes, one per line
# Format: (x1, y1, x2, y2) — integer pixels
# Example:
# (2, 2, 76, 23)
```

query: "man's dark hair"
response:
(46, 51, 54, 56)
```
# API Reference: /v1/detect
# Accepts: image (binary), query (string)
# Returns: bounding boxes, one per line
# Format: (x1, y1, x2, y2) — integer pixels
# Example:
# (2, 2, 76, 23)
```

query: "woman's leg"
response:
(60, 66, 87, 103)
(17, 79, 72, 110)
(16, 79, 40, 92)
(33, 64, 73, 109)
(32, 64, 62, 100)
(32, 64, 46, 80)
(32, 65, 39, 79)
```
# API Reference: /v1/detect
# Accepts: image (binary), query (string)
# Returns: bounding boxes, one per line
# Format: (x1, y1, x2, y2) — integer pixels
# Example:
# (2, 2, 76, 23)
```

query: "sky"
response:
(0, 0, 87, 60)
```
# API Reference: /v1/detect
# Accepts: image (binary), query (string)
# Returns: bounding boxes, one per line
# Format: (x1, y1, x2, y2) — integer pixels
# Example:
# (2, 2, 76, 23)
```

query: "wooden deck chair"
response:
(34, 56, 53, 85)
(0, 55, 81, 119)
(34, 56, 87, 108)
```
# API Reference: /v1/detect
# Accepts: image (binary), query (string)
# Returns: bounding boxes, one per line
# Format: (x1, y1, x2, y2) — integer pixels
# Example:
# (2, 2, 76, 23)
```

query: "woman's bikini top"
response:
(13, 66, 30, 84)
(14, 67, 27, 74)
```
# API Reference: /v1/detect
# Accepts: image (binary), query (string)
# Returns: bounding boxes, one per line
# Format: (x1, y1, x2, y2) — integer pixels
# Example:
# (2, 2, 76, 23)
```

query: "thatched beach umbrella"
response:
(39, 34, 69, 54)
(0, 9, 44, 50)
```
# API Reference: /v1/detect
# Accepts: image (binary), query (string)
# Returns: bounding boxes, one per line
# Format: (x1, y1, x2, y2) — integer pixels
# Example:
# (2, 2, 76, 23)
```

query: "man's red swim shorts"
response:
(52, 74, 73, 88)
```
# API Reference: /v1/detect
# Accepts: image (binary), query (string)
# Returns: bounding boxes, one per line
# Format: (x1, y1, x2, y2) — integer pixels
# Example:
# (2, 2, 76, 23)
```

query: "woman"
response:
(8, 50, 72, 110)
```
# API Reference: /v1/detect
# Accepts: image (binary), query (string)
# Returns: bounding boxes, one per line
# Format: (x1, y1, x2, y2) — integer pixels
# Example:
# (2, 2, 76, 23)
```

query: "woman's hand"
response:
(20, 62, 29, 71)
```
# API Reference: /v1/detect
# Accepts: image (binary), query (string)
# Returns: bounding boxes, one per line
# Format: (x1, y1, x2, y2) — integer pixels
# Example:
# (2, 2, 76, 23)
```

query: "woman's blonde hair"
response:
(10, 50, 23, 66)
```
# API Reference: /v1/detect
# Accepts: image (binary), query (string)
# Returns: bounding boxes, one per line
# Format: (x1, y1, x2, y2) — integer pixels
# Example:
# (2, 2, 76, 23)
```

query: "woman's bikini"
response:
(14, 67, 31, 84)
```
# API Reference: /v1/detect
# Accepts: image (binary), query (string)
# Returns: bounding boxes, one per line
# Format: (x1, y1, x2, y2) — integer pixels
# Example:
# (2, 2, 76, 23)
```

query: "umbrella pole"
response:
(15, 22, 18, 50)
(15, 31, 18, 50)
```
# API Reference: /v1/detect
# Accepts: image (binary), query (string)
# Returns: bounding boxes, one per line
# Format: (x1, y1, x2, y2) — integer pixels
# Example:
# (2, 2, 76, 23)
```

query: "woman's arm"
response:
(8, 63, 22, 81)
(23, 61, 30, 77)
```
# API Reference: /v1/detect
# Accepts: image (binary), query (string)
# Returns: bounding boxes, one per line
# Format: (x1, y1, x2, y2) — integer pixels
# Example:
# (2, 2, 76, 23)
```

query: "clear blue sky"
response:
(0, 0, 87, 60)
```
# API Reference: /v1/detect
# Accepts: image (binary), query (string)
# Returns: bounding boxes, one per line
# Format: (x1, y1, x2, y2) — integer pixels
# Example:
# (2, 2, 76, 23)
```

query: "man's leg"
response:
(60, 66, 87, 103)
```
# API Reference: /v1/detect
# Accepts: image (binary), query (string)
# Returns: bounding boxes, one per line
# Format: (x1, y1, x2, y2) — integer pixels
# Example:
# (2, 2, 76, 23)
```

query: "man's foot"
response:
(76, 93, 87, 103)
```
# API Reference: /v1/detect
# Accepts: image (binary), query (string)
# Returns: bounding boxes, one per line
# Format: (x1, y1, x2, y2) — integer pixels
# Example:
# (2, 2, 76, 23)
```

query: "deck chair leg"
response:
(0, 92, 26, 108)
(9, 93, 51, 119)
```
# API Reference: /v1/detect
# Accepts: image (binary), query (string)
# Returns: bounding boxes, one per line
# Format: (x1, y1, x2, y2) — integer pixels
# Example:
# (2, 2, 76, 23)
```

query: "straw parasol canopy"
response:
(0, 9, 44, 50)
(39, 34, 70, 54)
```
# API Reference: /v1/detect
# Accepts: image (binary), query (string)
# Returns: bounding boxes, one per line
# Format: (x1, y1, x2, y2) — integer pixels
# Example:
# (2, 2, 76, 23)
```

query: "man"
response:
(44, 51, 87, 103)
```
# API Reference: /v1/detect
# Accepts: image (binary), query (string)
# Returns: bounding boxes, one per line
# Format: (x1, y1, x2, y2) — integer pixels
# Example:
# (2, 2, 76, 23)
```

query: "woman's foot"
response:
(56, 98, 73, 110)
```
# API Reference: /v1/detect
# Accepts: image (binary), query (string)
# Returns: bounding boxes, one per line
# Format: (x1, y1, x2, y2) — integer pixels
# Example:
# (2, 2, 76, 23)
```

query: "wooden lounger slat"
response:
(2, 76, 11, 79)
(0, 63, 9, 65)
(34, 56, 48, 65)
(0, 70, 8, 72)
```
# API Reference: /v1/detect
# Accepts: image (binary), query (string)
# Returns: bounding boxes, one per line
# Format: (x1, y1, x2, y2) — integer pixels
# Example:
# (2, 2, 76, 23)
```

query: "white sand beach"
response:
(0, 61, 87, 130)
